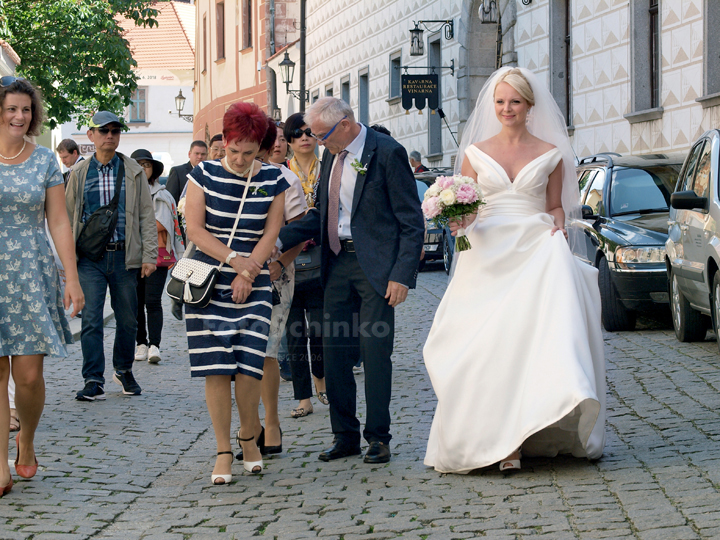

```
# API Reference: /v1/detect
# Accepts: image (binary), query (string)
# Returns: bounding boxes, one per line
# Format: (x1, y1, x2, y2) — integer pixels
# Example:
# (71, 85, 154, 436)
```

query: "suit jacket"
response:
(165, 161, 193, 204)
(279, 127, 424, 297)
(63, 156, 85, 186)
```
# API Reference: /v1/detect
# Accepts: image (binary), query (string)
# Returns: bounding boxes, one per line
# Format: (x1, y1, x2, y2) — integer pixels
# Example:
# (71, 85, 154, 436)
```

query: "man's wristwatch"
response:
(225, 251, 238, 265)
(276, 260, 286, 278)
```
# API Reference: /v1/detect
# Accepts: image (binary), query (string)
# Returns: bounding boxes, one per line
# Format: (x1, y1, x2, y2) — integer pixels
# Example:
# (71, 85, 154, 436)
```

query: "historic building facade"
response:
(521, 0, 719, 158)
(199, 0, 719, 162)
(192, 0, 300, 140)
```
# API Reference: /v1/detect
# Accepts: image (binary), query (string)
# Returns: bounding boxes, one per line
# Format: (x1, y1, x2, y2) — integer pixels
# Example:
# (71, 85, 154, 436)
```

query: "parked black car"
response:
(570, 152, 685, 331)
(415, 167, 455, 273)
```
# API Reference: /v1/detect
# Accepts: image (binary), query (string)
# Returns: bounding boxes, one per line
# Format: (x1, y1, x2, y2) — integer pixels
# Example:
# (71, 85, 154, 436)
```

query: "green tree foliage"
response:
(1, 0, 162, 129)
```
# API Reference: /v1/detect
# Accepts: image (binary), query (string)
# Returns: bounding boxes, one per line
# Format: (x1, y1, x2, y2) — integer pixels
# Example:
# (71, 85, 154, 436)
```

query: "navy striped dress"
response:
(185, 160, 289, 380)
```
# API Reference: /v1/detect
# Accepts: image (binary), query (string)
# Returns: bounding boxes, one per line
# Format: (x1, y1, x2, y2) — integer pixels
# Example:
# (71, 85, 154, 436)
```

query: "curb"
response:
(69, 294, 115, 342)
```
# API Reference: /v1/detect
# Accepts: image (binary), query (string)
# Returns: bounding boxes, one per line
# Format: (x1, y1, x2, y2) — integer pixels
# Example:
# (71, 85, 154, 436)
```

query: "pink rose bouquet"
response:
(421, 175, 484, 252)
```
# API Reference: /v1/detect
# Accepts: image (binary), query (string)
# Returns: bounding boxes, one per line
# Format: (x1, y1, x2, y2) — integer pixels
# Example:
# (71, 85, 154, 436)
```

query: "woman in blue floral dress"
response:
(0, 78, 84, 496)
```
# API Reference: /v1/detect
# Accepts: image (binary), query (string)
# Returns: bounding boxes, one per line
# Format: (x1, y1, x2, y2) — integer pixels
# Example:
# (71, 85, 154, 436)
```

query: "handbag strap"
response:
(182, 160, 255, 269)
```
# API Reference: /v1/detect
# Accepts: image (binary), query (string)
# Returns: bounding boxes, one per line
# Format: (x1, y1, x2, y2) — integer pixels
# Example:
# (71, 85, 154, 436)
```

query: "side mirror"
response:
(670, 190, 708, 211)
(581, 205, 598, 220)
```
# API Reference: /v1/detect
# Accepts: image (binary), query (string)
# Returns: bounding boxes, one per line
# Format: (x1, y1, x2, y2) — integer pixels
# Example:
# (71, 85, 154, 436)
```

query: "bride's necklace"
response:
(0, 139, 26, 160)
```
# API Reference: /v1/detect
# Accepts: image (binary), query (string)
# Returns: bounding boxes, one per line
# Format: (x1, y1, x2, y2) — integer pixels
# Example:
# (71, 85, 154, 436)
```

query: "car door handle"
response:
(680, 224, 689, 232)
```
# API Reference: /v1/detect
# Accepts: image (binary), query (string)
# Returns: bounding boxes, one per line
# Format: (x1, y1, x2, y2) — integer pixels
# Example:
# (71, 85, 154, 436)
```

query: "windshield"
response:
(609, 165, 682, 216)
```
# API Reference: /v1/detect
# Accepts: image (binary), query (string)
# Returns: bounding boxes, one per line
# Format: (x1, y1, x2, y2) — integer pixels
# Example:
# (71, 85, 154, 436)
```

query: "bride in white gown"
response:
(423, 67, 606, 474)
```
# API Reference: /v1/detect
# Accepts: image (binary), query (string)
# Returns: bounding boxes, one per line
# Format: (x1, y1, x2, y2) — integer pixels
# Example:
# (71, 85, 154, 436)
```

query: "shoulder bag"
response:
(166, 164, 252, 308)
(294, 241, 322, 292)
(76, 160, 125, 262)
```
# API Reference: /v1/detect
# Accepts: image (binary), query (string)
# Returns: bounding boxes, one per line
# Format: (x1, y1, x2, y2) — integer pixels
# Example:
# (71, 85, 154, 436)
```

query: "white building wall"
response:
(514, 0, 719, 158)
(304, 0, 464, 168)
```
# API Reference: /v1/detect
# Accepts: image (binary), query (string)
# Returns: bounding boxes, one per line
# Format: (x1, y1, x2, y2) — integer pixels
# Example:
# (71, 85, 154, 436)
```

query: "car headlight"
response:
(615, 245, 665, 268)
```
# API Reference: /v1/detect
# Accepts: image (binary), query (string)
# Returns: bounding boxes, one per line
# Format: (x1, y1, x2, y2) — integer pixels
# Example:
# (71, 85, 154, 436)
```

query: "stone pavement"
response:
(3, 264, 720, 539)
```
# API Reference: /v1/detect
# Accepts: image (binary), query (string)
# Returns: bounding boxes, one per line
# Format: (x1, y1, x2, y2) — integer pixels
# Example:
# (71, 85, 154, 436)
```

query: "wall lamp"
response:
(278, 51, 309, 102)
(173, 90, 193, 123)
(409, 19, 454, 56)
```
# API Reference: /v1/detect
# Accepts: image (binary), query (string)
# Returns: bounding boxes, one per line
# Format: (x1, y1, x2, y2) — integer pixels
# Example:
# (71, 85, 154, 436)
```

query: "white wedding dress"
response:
(423, 146, 606, 474)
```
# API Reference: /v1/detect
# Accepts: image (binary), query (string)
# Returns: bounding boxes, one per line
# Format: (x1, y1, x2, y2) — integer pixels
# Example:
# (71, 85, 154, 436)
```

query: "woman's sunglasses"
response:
(0, 76, 23, 87)
(289, 127, 313, 140)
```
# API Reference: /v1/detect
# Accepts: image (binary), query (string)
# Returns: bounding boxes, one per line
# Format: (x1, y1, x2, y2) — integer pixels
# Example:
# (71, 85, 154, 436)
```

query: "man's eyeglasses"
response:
(290, 127, 313, 140)
(0, 76, 22, 87)
(97, 127, 122, 136)
(312, 115, 348, 142)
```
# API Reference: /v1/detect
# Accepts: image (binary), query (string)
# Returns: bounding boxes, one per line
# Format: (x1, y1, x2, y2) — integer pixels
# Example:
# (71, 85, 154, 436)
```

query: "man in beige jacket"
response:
(65, 111, 157, 401)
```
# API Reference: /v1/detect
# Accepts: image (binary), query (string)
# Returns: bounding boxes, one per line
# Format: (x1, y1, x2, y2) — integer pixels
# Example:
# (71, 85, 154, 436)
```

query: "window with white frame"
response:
(625, 0, 663, 123)
(699, 1, 720, 108)
(128, 87, 147, 123)
(358, 69, 369, 125)
(341, 76, 350, 104)
(388, 51, 402, 100)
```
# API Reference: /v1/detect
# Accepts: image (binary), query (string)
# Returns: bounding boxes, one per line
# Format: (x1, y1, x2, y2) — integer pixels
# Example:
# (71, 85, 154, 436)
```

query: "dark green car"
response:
(570, 153, 685, 331)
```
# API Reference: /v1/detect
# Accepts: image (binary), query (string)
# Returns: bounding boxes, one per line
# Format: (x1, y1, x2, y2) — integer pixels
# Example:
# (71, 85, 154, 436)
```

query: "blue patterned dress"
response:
(0, 145, 73, 357)
(185, 161, 289, 379)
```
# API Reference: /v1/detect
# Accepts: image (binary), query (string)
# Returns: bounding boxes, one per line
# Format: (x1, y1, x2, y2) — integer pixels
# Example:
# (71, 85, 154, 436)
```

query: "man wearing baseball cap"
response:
(65, 111, 158, 401)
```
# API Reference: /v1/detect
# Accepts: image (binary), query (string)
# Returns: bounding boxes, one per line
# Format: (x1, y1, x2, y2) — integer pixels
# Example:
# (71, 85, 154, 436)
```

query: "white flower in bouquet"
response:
(439, 189, 456, 205)
(426, 183, 442, 198)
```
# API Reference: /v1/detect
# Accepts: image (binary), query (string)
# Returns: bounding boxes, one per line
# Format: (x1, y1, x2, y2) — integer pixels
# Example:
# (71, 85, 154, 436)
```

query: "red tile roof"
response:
(119, 1, 195, 70)
(0, 39, 20, 65)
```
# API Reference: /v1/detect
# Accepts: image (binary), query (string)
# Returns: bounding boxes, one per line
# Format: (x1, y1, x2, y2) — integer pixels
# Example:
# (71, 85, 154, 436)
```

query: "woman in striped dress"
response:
(184, 102, 288, 483)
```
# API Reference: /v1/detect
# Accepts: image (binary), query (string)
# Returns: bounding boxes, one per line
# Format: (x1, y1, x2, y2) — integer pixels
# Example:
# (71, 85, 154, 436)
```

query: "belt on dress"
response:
(106, 241, 125, 251)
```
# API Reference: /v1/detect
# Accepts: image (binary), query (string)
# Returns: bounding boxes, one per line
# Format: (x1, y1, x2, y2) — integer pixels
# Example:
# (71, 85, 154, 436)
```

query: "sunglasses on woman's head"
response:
(0, 76, 22, 87)
(290, 127, 313, 140)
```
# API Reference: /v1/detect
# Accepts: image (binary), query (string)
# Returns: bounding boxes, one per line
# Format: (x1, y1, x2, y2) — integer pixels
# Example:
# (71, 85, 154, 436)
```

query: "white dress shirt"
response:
(329, 124, 367, 240)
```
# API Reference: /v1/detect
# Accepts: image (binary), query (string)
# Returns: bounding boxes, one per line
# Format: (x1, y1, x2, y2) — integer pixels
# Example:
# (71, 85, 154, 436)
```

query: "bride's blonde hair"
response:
(494, 68, 535, 106)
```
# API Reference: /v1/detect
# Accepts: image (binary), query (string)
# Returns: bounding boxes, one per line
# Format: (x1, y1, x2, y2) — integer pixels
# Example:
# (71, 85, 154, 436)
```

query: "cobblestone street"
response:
(2, 266, 720, 539)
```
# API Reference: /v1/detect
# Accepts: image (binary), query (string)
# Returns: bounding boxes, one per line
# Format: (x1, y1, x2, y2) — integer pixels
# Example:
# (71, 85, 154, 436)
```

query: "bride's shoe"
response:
(499, 448, 522, 471)
(238, 435, 263, 474)
(211, 451, 234, 485)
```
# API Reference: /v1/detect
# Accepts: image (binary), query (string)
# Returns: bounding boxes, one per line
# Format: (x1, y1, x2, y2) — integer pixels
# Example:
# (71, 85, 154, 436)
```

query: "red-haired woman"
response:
(184, 102, 288, 484)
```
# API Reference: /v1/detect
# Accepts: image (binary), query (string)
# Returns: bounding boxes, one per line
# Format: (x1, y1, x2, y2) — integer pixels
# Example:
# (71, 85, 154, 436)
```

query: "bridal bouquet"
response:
(421, 175, 484, 252)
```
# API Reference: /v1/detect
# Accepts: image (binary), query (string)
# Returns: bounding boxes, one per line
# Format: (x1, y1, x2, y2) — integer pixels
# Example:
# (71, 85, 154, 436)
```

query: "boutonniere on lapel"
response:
(248, 186, 268, 196)
(351, 158, 367, 175)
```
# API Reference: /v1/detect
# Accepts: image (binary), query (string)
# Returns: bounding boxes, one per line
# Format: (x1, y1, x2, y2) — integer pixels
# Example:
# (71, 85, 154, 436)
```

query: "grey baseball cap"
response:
(89, 111, 125, 129)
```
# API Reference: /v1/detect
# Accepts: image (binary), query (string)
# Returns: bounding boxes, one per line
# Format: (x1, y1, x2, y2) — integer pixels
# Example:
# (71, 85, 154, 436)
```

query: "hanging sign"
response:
(401, 74, 439, 111)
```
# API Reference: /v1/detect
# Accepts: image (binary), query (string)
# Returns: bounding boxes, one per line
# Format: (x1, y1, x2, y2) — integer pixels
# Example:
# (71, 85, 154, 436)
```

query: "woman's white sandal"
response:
(238, 435, 264, 474)
(499, 448, 522, 471)
(211, 451, 234, 485)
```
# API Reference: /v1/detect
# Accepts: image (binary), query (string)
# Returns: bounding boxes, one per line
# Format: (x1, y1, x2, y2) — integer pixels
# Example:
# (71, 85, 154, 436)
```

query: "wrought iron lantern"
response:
(278, 51, 296, 91)
(173, 90, 193, 123)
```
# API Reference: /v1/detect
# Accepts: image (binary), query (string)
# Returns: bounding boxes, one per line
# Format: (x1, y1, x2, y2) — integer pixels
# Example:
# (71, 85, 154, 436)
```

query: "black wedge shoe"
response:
(261, 426, 282, 455)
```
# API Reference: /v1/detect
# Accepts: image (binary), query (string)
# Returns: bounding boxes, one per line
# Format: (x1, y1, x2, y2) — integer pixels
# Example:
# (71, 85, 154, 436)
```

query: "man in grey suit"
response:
(278, 98, 424, 464)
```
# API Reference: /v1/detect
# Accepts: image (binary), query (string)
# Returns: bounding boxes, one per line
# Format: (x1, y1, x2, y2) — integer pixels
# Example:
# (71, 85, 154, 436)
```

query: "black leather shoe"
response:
(170, 298, 183, 321)
(318, 440, 361, 462)
(364, 441, 391, 464)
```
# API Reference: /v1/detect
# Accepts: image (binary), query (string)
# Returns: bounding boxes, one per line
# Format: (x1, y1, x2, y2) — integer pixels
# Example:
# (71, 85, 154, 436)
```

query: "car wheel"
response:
(598, 256, 637, 331)
(443, 233, 453, 275)
(417, 259, 426, 272)
(669, 268, 707, 342)
(710, 272, 720, 352)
